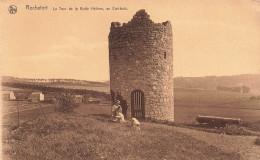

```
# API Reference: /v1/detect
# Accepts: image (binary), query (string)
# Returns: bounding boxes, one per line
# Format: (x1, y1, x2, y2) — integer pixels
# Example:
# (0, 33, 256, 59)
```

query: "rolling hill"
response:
(2, 74, 260, 94)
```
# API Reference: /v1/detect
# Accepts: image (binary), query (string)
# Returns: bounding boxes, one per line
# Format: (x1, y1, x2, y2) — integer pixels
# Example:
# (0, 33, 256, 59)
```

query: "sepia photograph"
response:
(0, 0, 260, 159)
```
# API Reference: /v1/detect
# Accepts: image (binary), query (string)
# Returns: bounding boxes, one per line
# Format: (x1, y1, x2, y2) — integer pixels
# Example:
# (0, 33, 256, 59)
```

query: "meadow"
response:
(174, 88, 260, 124)
(2, 107, 243, 160)
(53, 85, 110, 93)
(2, 87, 260, 159)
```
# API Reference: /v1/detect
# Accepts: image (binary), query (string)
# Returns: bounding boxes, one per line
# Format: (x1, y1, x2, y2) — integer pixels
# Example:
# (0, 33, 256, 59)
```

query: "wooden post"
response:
(16, 101, 19, 127)
(39, 104, 47, 119)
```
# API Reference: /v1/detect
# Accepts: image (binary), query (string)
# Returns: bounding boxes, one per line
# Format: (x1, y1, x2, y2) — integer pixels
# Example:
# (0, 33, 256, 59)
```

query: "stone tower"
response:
(109, 9, 174, 122)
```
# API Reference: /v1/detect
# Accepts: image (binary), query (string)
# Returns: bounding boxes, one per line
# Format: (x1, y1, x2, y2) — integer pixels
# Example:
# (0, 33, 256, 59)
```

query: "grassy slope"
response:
(2, 86, 260, 159)
(3, 111, 240, 160)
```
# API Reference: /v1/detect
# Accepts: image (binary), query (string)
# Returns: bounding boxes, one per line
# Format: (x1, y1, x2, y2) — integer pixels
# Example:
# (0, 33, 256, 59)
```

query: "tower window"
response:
(164, 52, 166, 59)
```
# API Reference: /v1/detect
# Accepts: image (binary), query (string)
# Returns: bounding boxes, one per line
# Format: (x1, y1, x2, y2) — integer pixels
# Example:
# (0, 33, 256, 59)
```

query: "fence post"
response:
(16, 101, 19, 127)
(39, 103, 47, 119)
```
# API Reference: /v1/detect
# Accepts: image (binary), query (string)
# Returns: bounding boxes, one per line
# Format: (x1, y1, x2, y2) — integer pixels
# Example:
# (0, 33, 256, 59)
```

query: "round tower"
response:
(109, 9, 174, 122)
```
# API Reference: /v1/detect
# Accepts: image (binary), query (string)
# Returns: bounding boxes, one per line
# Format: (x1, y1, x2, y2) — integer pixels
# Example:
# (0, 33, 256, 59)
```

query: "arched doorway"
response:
(131, 90, 145, 120)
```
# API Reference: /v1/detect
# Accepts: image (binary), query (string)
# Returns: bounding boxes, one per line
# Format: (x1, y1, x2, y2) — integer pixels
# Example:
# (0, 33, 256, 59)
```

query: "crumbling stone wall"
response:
(109, 9, 174, 121)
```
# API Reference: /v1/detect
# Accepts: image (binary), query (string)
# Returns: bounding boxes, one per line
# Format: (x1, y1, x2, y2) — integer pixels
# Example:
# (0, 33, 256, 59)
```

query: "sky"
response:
(0, 0, 260, 81)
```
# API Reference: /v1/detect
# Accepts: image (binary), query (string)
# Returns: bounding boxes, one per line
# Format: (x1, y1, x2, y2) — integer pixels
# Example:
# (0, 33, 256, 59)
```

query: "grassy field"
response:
(1, 86, 31, 92)
(53, 85, 110, 93)
(2, 87, 260, 159)
(3, 107, 242, 160)
(174, 88, 260, 124)
(2, 101, 53, 115)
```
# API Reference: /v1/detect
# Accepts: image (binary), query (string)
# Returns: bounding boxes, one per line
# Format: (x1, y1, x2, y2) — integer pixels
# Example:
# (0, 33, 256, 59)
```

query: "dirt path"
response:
(174, 127, 260, 160)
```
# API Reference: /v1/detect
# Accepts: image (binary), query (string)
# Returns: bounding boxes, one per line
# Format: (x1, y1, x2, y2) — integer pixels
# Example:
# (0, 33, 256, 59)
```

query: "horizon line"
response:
(1, 73, 260, 83)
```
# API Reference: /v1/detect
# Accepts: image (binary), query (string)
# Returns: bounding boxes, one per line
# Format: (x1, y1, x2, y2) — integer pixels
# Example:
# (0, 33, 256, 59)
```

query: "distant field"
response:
(53, 84, 110, 93)
(1, 86, 31, 92)
(174, 88, 260, 123)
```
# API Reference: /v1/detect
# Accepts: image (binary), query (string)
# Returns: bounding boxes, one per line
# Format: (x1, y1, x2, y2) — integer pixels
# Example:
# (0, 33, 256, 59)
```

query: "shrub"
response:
(55, 92, 79, 113)
(223, 124, 254, 135)
(255, 137, 260, 146)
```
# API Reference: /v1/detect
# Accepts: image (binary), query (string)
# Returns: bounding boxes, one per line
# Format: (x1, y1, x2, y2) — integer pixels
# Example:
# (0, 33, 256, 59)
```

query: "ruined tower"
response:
(109, 10, 174, 121)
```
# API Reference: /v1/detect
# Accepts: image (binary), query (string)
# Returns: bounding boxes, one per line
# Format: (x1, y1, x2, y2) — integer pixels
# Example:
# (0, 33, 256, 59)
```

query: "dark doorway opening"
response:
(131, 90, 145, 120)
(110, 90, 115, 104)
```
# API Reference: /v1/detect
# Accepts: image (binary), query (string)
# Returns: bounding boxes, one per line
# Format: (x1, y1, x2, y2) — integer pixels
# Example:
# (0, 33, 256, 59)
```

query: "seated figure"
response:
(112, 100, 125, 123)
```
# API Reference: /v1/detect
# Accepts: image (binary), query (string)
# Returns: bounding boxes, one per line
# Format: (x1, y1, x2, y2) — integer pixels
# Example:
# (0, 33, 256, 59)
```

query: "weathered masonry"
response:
(109, 9, 174, 121)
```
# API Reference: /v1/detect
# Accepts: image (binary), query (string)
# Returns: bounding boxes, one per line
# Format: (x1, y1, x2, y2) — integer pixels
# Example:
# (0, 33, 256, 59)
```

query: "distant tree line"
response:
(174, 75, 260, 92)
(216, 85, 250, 93)
(2, 82, 110, 100)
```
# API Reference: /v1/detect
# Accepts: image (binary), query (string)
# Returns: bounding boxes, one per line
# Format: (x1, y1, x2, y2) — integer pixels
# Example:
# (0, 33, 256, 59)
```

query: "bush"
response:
(223, 124, 254, 135)
(55, 92, 79, 113)
(255, 137, 260, 146)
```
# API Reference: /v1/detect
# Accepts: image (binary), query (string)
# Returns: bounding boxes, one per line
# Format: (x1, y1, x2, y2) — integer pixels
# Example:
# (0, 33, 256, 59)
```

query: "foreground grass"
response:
(3, 112, 240, 160)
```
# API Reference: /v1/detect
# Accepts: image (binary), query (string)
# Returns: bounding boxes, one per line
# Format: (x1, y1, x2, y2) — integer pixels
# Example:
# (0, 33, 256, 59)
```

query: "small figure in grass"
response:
(112, 100, 125, 123)
(131, 118, 140, 130)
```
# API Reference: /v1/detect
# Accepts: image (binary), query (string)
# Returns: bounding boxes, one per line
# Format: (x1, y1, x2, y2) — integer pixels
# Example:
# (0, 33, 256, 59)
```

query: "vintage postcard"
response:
(0, 0, 260, 159)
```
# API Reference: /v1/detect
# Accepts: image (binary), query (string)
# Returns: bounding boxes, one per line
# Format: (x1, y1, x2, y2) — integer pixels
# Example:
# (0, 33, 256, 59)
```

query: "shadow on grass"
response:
(242, 120, 260, 132)
(90, 114, 111, 118)
(172, 122, 260, 136)
(88, 114, 135, 128)
(88, 114, 115, 123)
